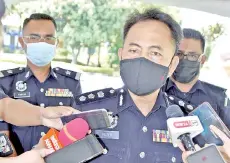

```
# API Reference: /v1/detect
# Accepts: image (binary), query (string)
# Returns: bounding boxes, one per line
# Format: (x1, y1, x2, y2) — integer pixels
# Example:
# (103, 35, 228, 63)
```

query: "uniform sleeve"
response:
(0, 87, 7, 100)
(0, 87, 10, 131)
(218, 93, 230, 129)
(219, 106, 230, 129)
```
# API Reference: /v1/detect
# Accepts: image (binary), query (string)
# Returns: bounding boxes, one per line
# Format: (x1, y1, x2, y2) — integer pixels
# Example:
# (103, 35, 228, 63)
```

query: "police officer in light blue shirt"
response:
(74, 8, 183, 163)
(0, 13, 82, 154)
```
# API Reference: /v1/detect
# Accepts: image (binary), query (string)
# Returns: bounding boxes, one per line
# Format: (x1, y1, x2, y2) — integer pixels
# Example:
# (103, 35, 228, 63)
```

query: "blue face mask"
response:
(26, 42, 56, 67)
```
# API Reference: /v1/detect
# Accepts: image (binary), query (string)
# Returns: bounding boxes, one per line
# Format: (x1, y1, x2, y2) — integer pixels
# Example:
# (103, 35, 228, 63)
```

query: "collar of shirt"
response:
(166, 79, 207, 95)
(20, 66, 58, 83)
(117, 87, 167, 115)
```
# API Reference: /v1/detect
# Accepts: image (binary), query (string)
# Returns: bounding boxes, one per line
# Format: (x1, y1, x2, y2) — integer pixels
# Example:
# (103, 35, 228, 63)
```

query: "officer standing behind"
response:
(74, 8, 183, 163)
(0, 13, 82, 155)
(162, 28, 230, 128)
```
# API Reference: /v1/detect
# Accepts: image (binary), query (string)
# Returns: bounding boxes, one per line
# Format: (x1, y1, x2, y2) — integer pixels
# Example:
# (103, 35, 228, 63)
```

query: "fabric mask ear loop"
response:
(164, 55, 175, 91)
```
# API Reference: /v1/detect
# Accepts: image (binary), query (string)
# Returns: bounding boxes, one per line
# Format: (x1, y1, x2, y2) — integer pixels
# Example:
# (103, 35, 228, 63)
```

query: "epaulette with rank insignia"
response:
(0, 67, 25, 78)
(75, 88, 117, 105)
(201, 81, 229, 107)
(201, 81, 227, 93)
(53, 67, 81, 81)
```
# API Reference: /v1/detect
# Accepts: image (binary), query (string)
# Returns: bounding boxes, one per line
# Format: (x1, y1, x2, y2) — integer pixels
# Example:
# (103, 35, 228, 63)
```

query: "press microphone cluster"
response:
(43, 118, 89, 152)
(166, 105, 204, 151)
(43, 117, 105, 163)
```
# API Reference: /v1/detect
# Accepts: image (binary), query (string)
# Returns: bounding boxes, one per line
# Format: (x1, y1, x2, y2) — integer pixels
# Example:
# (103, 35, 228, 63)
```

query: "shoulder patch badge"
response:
(0, 67, 25, 78)
(53, 67, 81, 81)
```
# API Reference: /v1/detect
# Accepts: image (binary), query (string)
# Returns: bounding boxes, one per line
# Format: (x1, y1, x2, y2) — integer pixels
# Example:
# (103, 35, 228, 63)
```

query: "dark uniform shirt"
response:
(0, 67, 82, 152)
(162, 79, 230, 128)
(75, 87, 182, 163)
(0, 87, 7, 100)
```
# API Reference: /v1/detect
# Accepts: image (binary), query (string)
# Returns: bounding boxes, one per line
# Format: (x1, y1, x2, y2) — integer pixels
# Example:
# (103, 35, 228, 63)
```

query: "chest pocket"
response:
(90, 140, 128, 163)
(147, 143, 182, 163)
(46, 96, 74, 106)
(154, 152, 181, 163)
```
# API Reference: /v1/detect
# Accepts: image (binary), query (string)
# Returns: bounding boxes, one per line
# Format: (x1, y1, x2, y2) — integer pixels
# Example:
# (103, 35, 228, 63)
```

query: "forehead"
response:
(125, 20, 173, 48)
(179, 38, 202, 52)
(23, 20, 56, 35)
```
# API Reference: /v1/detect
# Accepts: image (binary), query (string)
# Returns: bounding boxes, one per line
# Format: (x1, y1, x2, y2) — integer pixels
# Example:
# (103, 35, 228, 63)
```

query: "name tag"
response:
(14, 92, 30, 99)
(94, 130, 119, 140)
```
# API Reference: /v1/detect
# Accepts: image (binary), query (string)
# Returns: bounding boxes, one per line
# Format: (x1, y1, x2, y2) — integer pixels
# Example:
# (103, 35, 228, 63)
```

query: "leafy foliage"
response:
(202, 23, 225, 59)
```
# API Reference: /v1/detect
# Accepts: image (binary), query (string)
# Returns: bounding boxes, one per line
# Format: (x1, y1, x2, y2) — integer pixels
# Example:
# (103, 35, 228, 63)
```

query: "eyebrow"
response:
(129, 43, 162, 51)
(148, 45, 162, 51)
(29, 33, 55, 37)
(129, 43, 141, 48)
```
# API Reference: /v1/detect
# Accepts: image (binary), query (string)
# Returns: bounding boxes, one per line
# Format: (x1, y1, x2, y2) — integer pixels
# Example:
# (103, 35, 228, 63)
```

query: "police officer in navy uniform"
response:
(162, 28, 230, 148)
(0, 13, 82, 155)
(73, 8, 183, 163)
(162, 28, 230, 128)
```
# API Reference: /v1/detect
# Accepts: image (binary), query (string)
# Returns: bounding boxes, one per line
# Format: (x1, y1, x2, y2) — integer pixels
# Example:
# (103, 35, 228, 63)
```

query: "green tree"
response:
(202, 23, 225, 59)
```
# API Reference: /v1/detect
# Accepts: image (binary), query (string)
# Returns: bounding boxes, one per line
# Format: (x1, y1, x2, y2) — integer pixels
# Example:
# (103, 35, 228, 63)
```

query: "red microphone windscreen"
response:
(58, 118, 89, 147)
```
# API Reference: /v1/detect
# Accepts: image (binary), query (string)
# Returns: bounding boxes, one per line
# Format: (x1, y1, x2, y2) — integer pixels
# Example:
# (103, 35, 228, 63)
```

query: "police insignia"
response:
(152, 129, 172, 143)
(108, 112, 118, 129)
(16, 81, 27, 92)
(45, 88, 73, 97)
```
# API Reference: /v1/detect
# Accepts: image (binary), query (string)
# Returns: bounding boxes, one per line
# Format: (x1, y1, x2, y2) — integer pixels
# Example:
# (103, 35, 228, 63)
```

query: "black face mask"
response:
(120, 57, 169, 96)
(173, 59, 200, 83)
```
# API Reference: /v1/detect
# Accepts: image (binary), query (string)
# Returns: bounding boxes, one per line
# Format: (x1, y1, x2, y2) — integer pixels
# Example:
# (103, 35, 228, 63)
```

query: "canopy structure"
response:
(3, 0, 230, 18)
(141, 0, 230, 18)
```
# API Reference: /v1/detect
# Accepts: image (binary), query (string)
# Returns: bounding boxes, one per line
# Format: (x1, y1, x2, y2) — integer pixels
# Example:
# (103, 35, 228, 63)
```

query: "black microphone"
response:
(166, 105, 196, 152)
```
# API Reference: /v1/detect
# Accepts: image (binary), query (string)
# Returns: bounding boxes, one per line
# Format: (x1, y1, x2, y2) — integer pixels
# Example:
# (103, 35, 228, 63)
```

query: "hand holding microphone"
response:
(0, 148, 53, 163)
(166, 105, 203, 151)
(43, 118, 89, 152)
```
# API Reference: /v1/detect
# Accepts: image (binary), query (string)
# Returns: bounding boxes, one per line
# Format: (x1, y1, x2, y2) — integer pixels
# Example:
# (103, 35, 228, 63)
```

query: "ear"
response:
(18, 37, 26, 49)
(168, 56, 179, 77)
(118, 48, 123, 61)
(200, 55, 207, 65)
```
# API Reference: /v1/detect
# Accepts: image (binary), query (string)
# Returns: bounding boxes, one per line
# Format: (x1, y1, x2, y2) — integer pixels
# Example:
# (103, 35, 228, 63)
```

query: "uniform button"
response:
(40, 88, 44, 92)
(139, 152, 145, 158)
(59, 102, 63, 106)
(40, 103, 45, 107)
(103, 149, 108, 154)
(41, 132, 45, 137)
(172, 157, 176, 162)
(142, 126, 148, 132)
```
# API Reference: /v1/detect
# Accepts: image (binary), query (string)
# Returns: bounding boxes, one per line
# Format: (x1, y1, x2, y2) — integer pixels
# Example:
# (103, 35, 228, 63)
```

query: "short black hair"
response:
(183, 28, 205, 53)
(23, 13, 57, 31)
(123, 8, 182, 53)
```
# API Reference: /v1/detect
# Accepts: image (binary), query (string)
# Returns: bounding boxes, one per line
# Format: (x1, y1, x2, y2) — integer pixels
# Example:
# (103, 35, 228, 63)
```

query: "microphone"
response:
(43, 128, 63, 152)
(43, 118, 89, 152)
(58, 118, 89, 146)
(166, 105, 203, 151)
